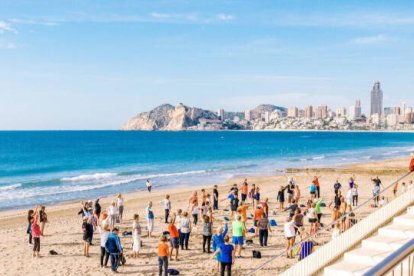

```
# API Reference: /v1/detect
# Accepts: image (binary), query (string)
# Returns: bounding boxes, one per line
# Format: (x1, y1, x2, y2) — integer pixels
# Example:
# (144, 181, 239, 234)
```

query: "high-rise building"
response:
(336, 107, 347, 117)
(217, 109, 225, 121)
(316, 105, 328, 119)
(304, 106, 313, 119)
(287, 107, 299, 118)
(370, 81, 383, 116)
(263, 111, 270, 123)
(244, 109, 252, 121)
(355, 100, 362, 118)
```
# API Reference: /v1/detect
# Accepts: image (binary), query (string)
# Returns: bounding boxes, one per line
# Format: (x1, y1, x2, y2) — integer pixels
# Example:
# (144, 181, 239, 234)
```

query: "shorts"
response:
(308, 218, 317, 223)
(83, 235, 92, 243)
(288, 193, 293, 199)
(170, 237, 179, 249)
(241, 194, 247, 201)
(232, 236, 244, 245)
(310, 191, 316, 195)
(286, 236, 294, 240)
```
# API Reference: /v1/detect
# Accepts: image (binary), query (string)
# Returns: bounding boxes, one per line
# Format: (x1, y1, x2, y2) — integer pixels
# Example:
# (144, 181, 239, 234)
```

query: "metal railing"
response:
(247, 170, 413, 276)
(363, 238, 414, 276)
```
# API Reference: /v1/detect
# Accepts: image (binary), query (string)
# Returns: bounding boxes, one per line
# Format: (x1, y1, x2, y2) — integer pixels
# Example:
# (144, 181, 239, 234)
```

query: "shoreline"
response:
(0, 156, 413, 275)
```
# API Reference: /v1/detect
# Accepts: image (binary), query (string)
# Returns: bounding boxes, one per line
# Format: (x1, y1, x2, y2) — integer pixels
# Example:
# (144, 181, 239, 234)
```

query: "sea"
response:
(0, 131, 413, 210)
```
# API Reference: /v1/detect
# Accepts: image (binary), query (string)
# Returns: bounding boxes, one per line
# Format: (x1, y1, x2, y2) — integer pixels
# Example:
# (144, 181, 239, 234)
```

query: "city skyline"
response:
(1, 0, 414, 130)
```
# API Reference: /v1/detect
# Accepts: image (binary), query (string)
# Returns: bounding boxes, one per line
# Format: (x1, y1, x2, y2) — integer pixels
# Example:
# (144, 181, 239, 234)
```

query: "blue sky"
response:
(1, 0, 413, 129)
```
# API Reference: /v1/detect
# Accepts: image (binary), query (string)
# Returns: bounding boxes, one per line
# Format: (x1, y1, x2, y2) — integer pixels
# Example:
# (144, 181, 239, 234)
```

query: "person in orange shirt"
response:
(201, 189, 207, 204)
(240, 179, 249, 203)
(409, 153, 414, 172)
(313, 176, 321, 199)
(237, 202, 249, 226)
(167, 213, 180, 261)
(254, 206, 264, 227)
(158, 235, 169, 276)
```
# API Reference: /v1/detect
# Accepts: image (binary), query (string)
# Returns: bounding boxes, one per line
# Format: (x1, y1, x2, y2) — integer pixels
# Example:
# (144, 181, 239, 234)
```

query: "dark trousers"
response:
(100, 247, 110, 267)
(180, 232, 190, 249)
(33, 237, 40, 252)
(259, 229, 268, 246)
(165, 209, 170, 223)
(353, 195, 358, 206)
(158, 256, 168, 276)
(220, 262, 232, 276)
(193, 214, 198, 225)
(316, 186, 320, 198)
(119, 206, 124, 220)
(203, 235, 212, 252)
(213, 198, 219, 210)
(110, 253, 119, 272)
(317, 213, 322, 224)
(28, 233, 32, 244)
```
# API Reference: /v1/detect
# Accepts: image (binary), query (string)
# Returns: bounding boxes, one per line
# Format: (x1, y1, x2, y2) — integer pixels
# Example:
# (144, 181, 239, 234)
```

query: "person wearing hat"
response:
(105, 227, 123, 272)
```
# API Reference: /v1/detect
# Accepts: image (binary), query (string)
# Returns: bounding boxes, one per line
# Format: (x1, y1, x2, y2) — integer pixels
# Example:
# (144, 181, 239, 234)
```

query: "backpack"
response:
(269, 219, 277, 227)
(253, 250, 261, 259)
(167, 269, 180, 275)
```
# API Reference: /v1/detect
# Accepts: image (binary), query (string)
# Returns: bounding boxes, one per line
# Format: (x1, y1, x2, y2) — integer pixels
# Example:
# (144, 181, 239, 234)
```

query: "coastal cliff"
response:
(121, 103, 219, 130)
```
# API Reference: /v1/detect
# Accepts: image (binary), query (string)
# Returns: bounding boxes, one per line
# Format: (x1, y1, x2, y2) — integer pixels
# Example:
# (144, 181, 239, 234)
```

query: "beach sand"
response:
(0, 157, 413, 276)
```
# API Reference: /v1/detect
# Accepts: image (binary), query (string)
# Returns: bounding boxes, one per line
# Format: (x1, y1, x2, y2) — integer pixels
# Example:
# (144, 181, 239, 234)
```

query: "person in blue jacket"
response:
(105, 227, 123, 272)
(212, 222, 228, 273)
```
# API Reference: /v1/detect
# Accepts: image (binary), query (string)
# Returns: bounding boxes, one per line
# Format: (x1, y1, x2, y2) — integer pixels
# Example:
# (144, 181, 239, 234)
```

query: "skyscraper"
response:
(217, 109, 225, 121)
(304, 105, 313, 119)
(370, 81, 383, 116)
(316, 105, 328, 119)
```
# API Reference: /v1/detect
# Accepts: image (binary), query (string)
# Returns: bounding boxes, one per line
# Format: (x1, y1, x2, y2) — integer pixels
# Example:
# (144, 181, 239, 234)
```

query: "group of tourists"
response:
(24, 155, 414, 275)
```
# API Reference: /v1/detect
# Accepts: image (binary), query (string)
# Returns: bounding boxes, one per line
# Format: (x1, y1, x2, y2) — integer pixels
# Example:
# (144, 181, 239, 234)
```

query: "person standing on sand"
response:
(82, 215, 93, 257)
(188, 191, 198, 210)
(277, 185, 286, 210)
(393, 182, 399, 198)
(39, 205, 48, 236)
(213, 185, 219, 210)
(313, 176, 321, 198)
(158, 235, 169, 276)
(179, 212, 192, 250)
(284, 216, 297, 259)
(256, 212, 271, 247)
(27, 209, 34, 246)
(231, 215, 245, 258)
(253, 187, 261, 210)
(97, 221, 110, 267)
(249, 183, 256, 206)
(31, 206, 42, 257)
(94, 198, 101, 219)
(351, 184, 358, 206)
(286, 177, 295, 204)
(310, 181, 317, 200)
(230, 192, 239, 219)
(333, 179, 341, 196)
(108, 201, 118, 230)
(212, 222, 229, 273)
(409, 153, 414, 172)
(212, 235, 235, 276)
(201, 189, 207, 204)
(117, 193, 124, 222)
(132, 214, 142, 258)
(105, 227, 123, 273)
(294, 185, 301, 203)
(146, 179, 152, 193)
(146, 201, 155, 238)
(162, 195, 171, 224)
(202, 216, 213, 253)
(240, 179, 248, 203)
(168, 213, 180, 261)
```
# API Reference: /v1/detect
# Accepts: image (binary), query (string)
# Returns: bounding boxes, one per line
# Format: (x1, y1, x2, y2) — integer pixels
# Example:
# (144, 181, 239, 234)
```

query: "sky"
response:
(0, 0, 414, 130)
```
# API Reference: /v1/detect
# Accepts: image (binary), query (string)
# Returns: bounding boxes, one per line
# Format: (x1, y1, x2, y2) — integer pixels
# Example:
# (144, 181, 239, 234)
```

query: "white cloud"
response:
(347, 34, 387, 45)
(216, 14, 235, 21)
(0, 21, 17, 34)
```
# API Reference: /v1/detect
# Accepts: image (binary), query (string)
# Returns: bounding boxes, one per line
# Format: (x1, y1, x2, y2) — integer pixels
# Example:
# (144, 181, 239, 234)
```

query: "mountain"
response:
(121, 103, 219, 130)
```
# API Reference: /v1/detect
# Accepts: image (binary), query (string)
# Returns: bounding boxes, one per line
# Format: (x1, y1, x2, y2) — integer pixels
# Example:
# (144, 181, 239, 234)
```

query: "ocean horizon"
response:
(0, 130, 413, 210)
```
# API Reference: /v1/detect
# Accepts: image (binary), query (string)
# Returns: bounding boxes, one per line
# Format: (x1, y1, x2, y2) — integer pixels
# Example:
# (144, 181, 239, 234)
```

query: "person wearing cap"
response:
(105, 227, 123, 272)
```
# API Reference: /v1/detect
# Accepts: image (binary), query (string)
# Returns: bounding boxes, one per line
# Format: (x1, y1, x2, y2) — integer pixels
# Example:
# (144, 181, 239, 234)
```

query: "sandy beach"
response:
(0, 157, 413, 276)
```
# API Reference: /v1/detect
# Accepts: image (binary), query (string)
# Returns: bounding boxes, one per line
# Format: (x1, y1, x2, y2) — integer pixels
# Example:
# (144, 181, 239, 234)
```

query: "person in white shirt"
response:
(97, 223, 110, 267)
(108, 201, 118, 230)
(162, 195, 171, 224)
(132, 214, 142, 258)
(146, 201, 154, 237)
(146, 179, 152, 193)
(345, 188, 353, 206)
(284, 216, 297, 258)
(351, 185, 358, 206)
(117, 193, 124, 221)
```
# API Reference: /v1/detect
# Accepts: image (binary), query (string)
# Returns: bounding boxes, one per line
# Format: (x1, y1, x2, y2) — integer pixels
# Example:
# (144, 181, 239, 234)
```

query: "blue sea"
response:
(0, 131, 413, 210)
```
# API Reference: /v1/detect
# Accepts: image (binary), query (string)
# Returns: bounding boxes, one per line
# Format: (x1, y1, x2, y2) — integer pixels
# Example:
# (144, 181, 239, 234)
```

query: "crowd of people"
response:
(24, 155, 414, 275)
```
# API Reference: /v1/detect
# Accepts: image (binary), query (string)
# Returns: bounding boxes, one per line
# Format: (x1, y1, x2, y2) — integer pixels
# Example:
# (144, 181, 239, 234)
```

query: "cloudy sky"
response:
(1, 0, 413, 129)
